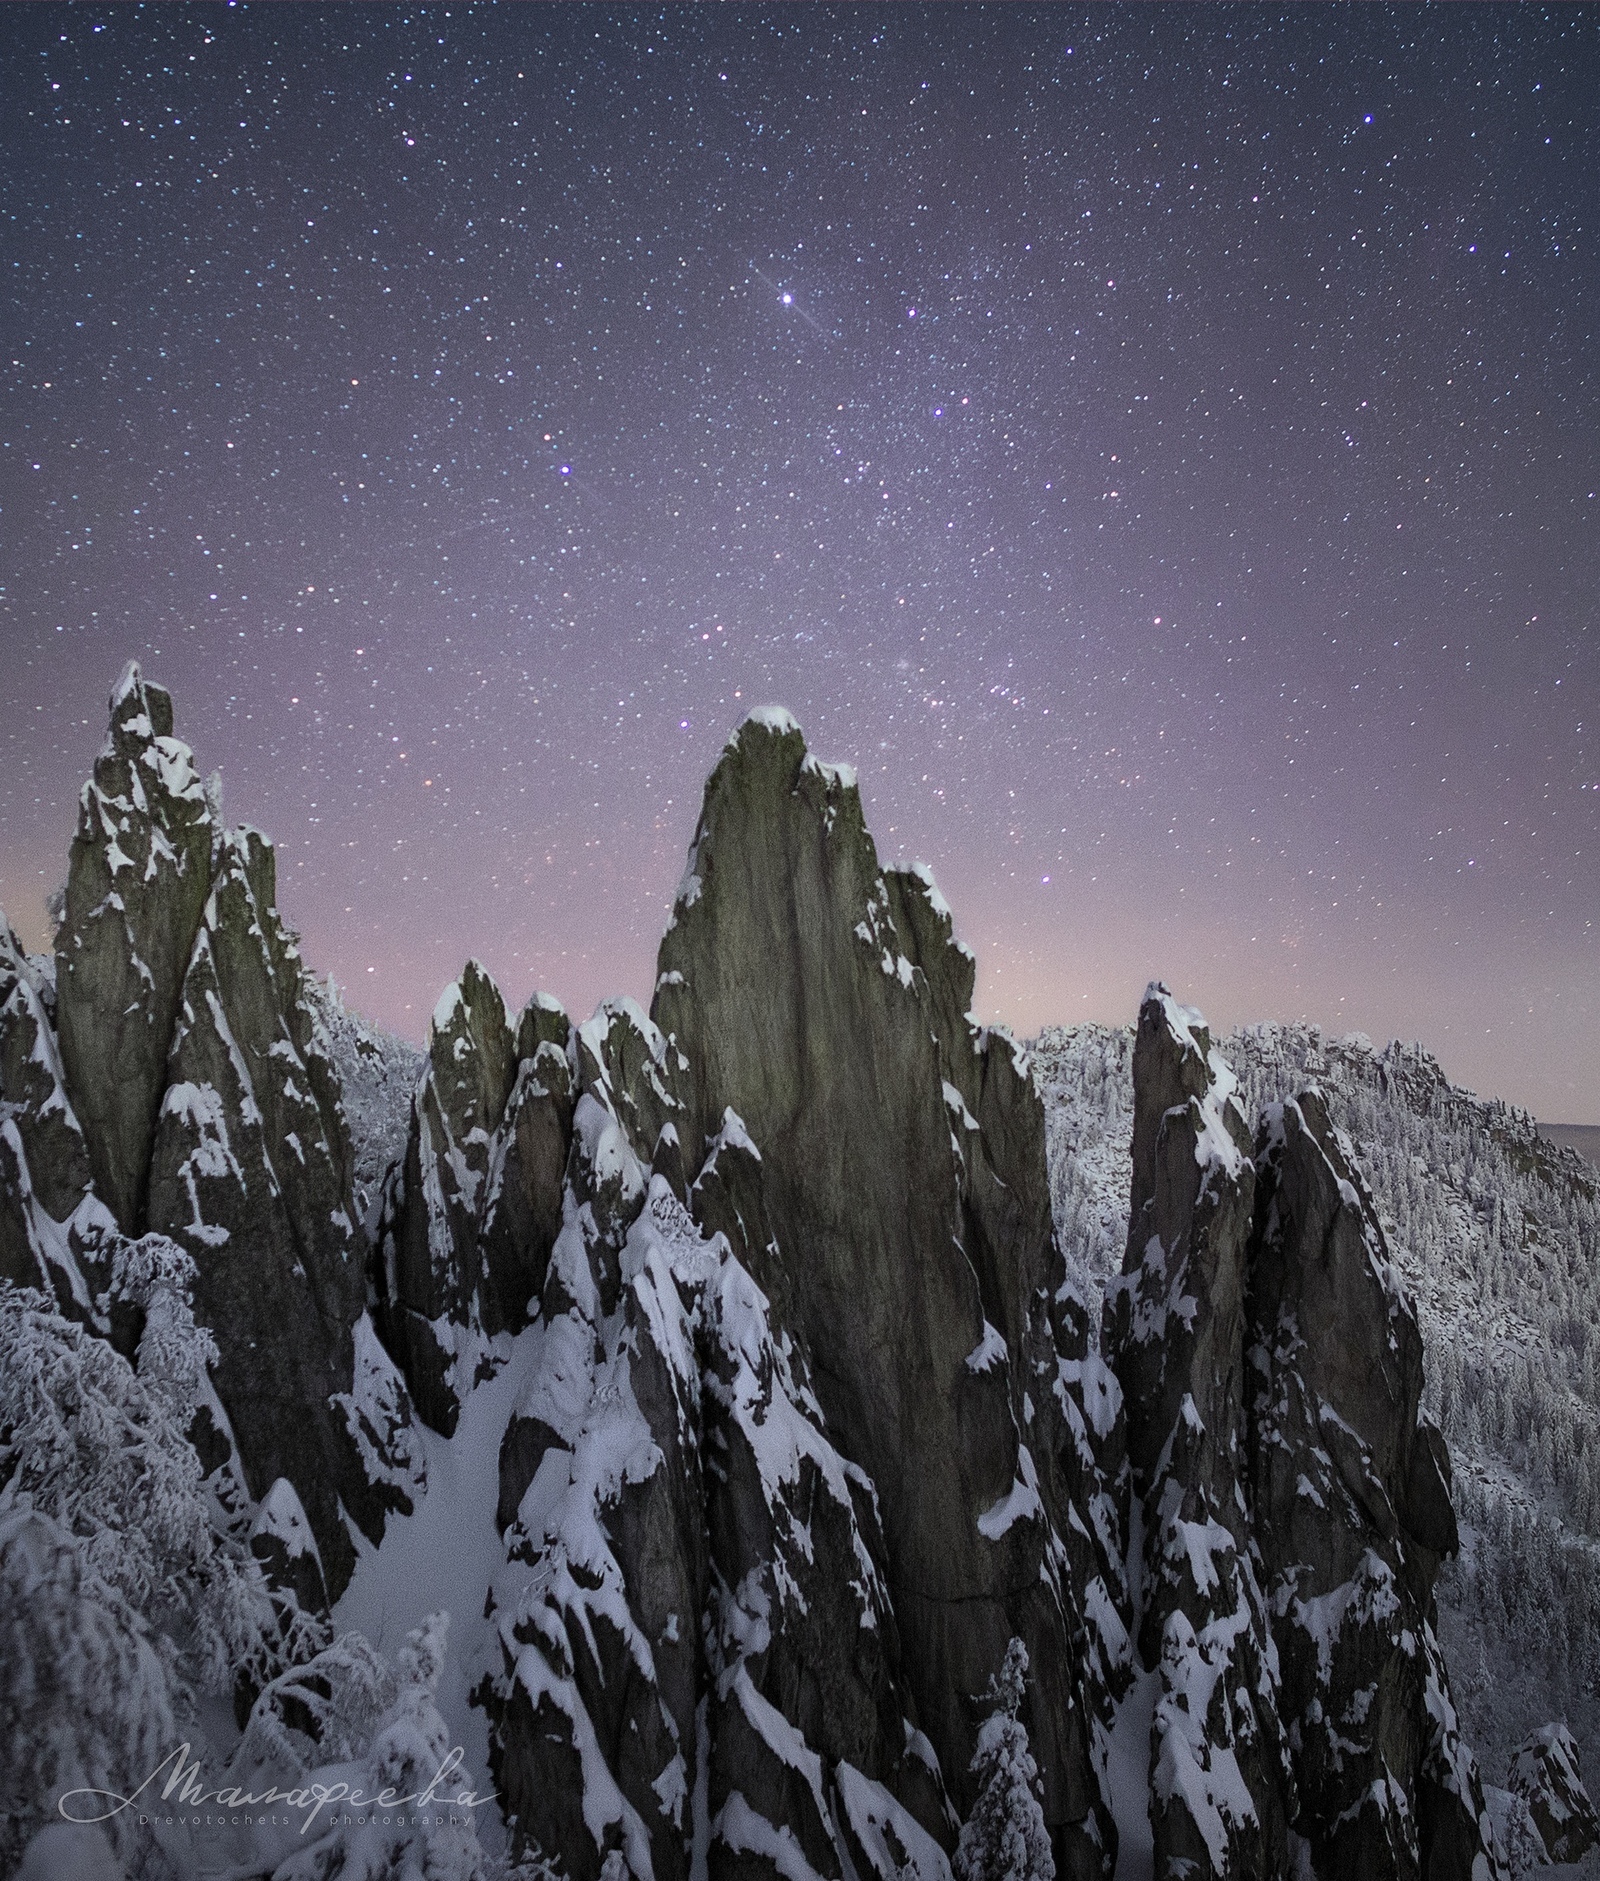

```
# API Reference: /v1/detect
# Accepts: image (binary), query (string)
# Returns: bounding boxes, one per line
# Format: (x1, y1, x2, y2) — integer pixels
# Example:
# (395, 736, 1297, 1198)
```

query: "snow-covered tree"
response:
(0, 1270, 308, 1870)
(0, 1498, 171, 1876)
(229, 1613, 490, 1881)
(0, 1273, 298, 1694)
(954, 1638, 1055, 1881)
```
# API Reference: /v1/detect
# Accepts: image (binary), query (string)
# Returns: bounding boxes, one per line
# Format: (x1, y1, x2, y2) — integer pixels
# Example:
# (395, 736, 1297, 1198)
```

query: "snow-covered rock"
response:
(307, 974, 424, 1228)
(0, 910, 119, 1321)
(1040, 1015, 1535, 1878)
(146, 823, 422, 1594)
(484, 1023, 956, 1879)
(377, 959, 521, 1431)
(377, 968, 589, 1434)
(7, 673, 425, 1606)
(55, 662, 217, 1232)
(1103, 985, 1293, 1878)
(1249, 1089, 1495, 1875)
(652, 711, 1116, 1873)
(1508, 1723, 1599, 1865)
(4, 678, 1575, 1881)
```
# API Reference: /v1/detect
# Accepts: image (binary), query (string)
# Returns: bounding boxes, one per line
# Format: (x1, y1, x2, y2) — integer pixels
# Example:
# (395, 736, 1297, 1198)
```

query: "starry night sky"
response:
(2, 4, 1595, 1119)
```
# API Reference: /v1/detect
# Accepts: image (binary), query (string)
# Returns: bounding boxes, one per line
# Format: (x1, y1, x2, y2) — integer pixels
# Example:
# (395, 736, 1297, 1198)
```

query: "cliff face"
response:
(1247, 1088, 1492, 1878)
(369, 714, 1493, 1879)
(0, 683, 1509, 1881)
(3, 665, 421, 1601)
(650, 710, 1119, 1874)
(144, 822, 415, 1593)
(1103, 986, 1497, 1879)
(1104, 988, 1294, 1878)
(55, 663, 216, 1234)
(0, 910, 118, 1318)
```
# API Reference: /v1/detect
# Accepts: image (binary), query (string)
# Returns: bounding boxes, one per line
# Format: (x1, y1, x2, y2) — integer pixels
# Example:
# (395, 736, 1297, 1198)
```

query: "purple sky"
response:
(2, 6, 1595, 1119)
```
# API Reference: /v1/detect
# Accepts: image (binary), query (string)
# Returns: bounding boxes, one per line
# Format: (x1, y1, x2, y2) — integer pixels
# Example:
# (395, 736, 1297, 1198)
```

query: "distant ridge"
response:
(1541, 1123, 1600, 1168)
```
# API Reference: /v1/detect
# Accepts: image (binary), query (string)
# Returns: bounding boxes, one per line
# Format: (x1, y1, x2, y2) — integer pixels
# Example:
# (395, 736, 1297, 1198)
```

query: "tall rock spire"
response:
(55, 662, 218, 1232)
(651, 709, 1114, 1874)
(1103, 984, 1292, 1878)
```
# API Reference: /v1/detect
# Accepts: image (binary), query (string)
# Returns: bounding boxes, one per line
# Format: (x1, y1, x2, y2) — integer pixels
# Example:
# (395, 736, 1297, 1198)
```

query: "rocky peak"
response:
(377, 959, 522, 1431)
(574, 996, 687, 1187)
(486, 982, 958, 1879)
(7, 670, 426, 1611)
(1107, 983, 1258, 1532)
(1, 913, 92, 1233)
(146, 813, 419, 1596)
(1250, 1087, 1457, 1589)
(1104, 983, 1291, 1878)
(2, 676, 1523, 1881)
(1105, 986, 1498, 1878)
(55, 661, 218, 1232)
(1508, 1724, 1599, 1865)
(652, 709, 1114, 1872)
(1247, 1087, 1493, 1875)
(475, 989, 577, 1340)
(430, 960, 519, 1137)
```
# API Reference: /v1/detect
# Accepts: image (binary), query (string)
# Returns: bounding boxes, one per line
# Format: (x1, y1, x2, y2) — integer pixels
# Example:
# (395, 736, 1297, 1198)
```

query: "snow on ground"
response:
(334, 1323, 550, 1856)
(1107, 1669, 1158, 1881)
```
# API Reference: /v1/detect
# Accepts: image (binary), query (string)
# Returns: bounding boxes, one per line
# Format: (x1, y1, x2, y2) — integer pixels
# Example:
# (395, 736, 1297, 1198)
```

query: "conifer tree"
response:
(954, 1637, 1055, 1881)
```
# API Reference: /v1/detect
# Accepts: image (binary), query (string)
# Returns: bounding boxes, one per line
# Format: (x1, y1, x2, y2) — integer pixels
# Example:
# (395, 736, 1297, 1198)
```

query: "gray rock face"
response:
(1249, 1088, 1496, 1877)
(479, 993, 574, 1334)
(488, 1049, 704, 1881)
(377, 961, 517, 1432)
(378, 970, 578, 1432)
(248, 1477, 330, 1622)
(486, 1000, 957, 1881)
(0, 912, 118, 1320)
(1106, 985, 1498, 1879)
(651, 711, 1113, 1873)
(56, 663, 217, 1232)
(4, 670, 427, 1610)
(888, 860, 1135, 1771)
(1103, 985, 1293, 1879)
(5, 678, 1512, 1881)
(146, 826, 423, 1595)
(1508, 1723, 1599, 1864)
